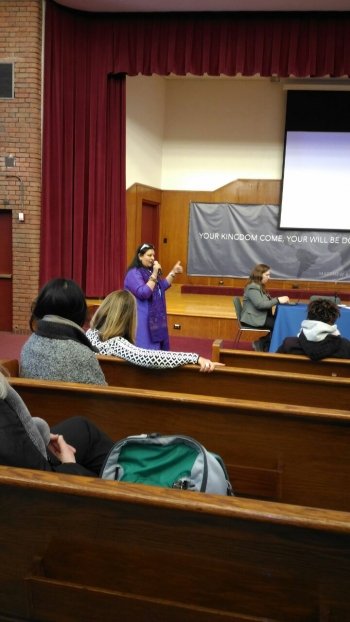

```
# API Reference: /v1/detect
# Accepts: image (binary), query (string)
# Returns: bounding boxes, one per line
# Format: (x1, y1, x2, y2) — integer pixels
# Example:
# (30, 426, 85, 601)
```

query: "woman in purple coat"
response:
(124, 243, 182, 350)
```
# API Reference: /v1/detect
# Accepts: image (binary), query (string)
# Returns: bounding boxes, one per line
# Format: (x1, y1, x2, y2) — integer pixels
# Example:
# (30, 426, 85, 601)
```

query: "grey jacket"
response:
(240, 283, 279, 327)
(20, 317, 106, 385)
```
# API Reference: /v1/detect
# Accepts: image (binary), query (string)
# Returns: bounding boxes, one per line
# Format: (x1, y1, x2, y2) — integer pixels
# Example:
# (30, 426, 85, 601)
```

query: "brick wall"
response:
(0, 0, 42, 332)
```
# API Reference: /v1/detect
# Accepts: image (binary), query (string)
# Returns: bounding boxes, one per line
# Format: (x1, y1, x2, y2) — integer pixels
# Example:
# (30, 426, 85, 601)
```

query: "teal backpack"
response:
(100, 433, 234, 496)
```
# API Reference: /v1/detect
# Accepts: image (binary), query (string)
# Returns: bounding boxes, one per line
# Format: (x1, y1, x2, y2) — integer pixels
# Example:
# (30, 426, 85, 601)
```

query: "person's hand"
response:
(48, 433, 77, 463)
(152, 260, 161, 276)
(197, 357, 225, 372)
(278, 296, 290, 304)
(172, 261, 183, 275)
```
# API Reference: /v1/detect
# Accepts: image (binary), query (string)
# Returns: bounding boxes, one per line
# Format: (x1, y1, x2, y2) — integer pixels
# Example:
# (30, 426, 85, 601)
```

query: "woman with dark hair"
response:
(86, 290, 221, 371)
(277, 298, 350, 360)
(124, 243, 183, 350)
(20, 278, 106, 385)
(241, 263, 290, 351)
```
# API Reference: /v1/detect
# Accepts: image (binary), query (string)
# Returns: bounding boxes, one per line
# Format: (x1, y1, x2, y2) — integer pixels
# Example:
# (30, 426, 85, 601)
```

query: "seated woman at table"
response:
(86, 289, 221, 372)
(277, 298, 350, 360)
(241, 263, 290, 352)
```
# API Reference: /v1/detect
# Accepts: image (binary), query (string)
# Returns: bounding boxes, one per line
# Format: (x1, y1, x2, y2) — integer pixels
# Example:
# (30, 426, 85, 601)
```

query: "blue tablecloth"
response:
(269, 304, 350, 352)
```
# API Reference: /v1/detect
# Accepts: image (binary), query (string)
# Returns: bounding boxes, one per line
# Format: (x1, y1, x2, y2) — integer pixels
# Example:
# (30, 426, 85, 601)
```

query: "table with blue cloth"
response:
(269, 303, 350, 352)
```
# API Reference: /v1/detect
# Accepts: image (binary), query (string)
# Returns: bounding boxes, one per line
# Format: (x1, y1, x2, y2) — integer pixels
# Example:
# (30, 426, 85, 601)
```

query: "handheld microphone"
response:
(158, 269, 162, 276)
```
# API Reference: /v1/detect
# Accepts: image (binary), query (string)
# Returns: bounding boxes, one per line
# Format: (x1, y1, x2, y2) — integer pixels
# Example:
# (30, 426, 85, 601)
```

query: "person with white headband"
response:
(124, 242, 182, 351)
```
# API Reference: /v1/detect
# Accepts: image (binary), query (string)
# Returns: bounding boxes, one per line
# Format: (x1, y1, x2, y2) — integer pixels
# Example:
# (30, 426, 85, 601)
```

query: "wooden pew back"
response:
(0, 358, 19, 376)
(9, 377, 350, 512)
(0, 466, 349, 622)
(211, 338, 350, 376)
(98, 354, 350, 410)
(5, 353, 350, 409)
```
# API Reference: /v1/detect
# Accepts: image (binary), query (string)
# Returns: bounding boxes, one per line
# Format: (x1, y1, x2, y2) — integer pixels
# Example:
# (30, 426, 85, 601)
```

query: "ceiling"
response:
(55, 0, 350, 13)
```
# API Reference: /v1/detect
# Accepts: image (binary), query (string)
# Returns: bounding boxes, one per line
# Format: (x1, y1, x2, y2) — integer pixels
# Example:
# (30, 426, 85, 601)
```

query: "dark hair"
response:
(247, 263, 271, 292)
(127, 243, 155, 271)
(30, 278, 87, 330)
(307, 298, 340, 325)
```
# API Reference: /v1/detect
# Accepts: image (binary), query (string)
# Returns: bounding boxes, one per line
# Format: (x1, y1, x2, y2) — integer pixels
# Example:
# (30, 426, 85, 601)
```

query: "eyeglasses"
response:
(139, 243, 152, 251)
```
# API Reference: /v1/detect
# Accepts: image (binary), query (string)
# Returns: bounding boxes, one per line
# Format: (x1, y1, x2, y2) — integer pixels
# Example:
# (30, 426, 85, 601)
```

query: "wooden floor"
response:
(166, 285, 235, 318)
(88, 285, 237, 341)
(89, 285, 234, 316)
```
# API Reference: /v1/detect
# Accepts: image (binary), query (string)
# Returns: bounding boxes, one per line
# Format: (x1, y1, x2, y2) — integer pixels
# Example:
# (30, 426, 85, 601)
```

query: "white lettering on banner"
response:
(259, 234, 284, 242)
(309, 236, 329, 243)
(231, 233, 258, 241)
(189, 203, 350, 281)
(286, 235, 308, 243)
(320, 271, 350, 278)
(199, 232, 220, 240)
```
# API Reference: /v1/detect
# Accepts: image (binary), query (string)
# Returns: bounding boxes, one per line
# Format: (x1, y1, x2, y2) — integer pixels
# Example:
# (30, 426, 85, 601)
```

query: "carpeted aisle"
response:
(0, 332, 28, 360)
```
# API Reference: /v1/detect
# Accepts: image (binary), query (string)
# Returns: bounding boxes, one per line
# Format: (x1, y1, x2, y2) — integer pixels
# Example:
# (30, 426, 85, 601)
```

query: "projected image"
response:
(279, 90, 350, 232)
(280, 131, 350, 230)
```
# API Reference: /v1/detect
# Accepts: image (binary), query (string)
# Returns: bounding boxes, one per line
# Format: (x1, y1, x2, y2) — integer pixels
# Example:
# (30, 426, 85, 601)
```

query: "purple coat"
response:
(124, 267, 171, 350)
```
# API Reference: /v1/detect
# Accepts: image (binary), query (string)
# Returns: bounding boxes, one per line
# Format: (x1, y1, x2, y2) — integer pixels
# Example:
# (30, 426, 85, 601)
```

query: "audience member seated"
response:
(241, 263, 290, 352)
(0, 368, 113, 476)
(86, 289, 222, 372)
(277, 298, 350, 360)
(20, 278, 106, 385)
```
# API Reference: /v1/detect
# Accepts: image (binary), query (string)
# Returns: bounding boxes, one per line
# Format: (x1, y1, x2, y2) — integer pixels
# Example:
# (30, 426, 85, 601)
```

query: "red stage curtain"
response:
(41, 2, 350, 295)
(41, 8, 126, 296)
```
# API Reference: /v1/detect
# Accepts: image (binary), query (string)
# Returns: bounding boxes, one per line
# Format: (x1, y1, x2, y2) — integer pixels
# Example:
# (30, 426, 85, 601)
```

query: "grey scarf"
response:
(5, 384, 50, 458)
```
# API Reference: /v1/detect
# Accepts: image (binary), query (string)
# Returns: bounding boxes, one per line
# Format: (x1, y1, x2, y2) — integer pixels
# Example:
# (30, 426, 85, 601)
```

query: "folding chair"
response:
(233, 296, 271, 344)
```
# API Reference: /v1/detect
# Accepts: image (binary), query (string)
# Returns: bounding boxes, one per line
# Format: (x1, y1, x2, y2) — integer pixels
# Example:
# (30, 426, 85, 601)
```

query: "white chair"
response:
(233, 296, 271, 344)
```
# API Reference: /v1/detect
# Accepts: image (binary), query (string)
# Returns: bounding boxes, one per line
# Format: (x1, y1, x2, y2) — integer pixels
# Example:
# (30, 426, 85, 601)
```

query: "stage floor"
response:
(166, 284, 237, 340)
(166, 285, 235, 319)
(88, 285, 237, 341)
(88, 286, 235, 317)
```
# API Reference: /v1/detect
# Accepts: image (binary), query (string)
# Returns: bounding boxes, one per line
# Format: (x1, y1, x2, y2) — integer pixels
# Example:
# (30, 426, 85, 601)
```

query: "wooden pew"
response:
(0, 358, 19, 376)
(6, 354, 350, 409)
(212, 338, 350, 377)
(0, 466, 349, 622)
(97, 354, 350, 410)
(9, 377, 350, 512)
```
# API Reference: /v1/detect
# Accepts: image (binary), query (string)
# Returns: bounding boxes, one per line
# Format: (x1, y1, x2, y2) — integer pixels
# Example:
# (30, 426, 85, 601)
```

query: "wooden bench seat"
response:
(0, 466, 349, 622)
(96, 354, 350, 411)
(9, 377, 350, 512)
(211, 339, 350, 377)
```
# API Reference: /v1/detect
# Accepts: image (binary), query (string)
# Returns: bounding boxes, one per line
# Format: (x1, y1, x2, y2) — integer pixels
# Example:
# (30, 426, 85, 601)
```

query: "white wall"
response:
(126, 75, 286, 191)
(126, 75, 166, 189)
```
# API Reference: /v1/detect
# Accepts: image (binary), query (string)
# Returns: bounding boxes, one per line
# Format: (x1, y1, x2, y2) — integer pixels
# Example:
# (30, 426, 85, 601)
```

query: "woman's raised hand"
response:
(172, 260, 183, 275)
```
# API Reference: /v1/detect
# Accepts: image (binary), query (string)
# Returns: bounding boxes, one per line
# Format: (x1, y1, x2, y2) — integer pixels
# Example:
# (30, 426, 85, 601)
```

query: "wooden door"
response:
(0, 211, 12, 330)
(141, 200, 159, 248)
